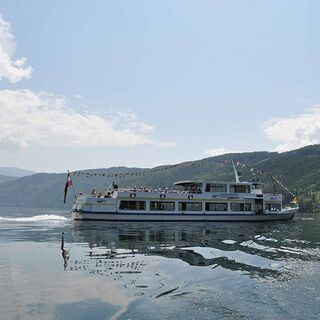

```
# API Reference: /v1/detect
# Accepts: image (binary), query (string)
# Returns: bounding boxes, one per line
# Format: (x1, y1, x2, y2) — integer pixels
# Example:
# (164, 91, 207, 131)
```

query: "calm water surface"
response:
(0, 208, 320, 320)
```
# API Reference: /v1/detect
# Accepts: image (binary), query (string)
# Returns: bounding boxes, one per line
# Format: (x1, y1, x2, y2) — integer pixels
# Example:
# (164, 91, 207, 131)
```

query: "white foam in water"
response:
(0, 214, 69, 222)
(222, 240, 236, 244)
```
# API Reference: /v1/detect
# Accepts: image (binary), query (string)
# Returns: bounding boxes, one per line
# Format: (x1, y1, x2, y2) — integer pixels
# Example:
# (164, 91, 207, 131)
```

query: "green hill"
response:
(0, 145, 319, 212)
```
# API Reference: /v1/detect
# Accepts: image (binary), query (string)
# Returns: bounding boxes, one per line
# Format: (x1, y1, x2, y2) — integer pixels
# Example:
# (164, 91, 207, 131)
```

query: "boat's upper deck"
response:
(173, 180, 263, 195)
(78, 179, 278, 202)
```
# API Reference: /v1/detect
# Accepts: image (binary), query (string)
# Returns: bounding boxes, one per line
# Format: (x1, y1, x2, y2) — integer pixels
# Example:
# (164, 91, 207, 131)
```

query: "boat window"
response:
(205, 184, 227, 193)
(205, 202, 228, 211)
(265, 203, 281, 211)
(178, 202, 202, 211)
(119, 201, 146, 210)
(150, 201, 175, 211)
(230, 203, 244, 211)
(175, 183, 202, 194)
(230, 184, 250, 193)
(230, 203, 252, 211)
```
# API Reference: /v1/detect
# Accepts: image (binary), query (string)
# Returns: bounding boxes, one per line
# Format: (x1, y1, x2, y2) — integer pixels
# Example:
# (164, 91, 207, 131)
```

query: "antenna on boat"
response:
(230, 159, 240, 183)
(269, 173, 277, 194)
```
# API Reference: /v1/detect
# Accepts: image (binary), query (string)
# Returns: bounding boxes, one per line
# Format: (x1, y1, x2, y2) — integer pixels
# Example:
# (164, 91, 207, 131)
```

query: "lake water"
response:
(0, 208, 320, 320)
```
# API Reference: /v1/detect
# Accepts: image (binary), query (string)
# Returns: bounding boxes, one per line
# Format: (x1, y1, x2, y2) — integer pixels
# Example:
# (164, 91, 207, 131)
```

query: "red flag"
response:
(63, 172, 73, 203)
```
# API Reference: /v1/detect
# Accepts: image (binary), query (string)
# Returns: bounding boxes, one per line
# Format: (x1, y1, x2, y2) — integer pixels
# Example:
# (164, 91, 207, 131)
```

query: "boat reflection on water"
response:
(62, 220, 320, 296)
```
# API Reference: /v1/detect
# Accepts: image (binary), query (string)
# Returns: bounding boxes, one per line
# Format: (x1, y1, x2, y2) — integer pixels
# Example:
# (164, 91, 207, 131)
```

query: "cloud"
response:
(205, 148, 235, 157)
(0, 15, 32, 83)
(107, 110, 154, 135)
(156, 141, 176, 148)
(0, 89, 173, 149)
(263, 106, 320, 152)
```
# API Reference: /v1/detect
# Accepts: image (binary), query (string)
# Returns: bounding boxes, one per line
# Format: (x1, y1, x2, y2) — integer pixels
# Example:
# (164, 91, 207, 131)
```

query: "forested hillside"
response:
(0, 145, 319, 212)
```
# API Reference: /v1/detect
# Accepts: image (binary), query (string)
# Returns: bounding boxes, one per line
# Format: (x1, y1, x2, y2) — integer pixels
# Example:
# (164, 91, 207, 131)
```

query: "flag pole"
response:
(68, 170, 77, 199)
(64, 170, 76, 203)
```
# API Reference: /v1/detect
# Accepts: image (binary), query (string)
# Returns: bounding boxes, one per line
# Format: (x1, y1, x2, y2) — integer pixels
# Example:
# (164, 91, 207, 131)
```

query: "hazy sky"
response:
(0, 0, 319, 172)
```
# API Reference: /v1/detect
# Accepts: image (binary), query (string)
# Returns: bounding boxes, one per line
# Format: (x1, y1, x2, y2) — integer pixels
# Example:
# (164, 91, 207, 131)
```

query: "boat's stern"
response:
(71, 210, 83, 220)
(71, 193, 118, 219)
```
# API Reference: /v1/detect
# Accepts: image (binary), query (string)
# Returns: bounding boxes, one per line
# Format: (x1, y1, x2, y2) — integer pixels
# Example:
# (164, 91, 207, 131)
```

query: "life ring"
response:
(160, 193, 166, 199)
(130, 192, 136, 199)
(188, 194, 194, 200)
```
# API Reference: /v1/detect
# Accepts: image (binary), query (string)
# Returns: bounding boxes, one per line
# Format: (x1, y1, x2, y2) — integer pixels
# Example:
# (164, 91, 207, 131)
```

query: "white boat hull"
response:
(72, 208, 297, 222)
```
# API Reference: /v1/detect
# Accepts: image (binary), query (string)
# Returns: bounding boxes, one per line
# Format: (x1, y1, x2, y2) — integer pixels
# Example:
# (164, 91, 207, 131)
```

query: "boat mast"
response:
(231, 159, 240, 183)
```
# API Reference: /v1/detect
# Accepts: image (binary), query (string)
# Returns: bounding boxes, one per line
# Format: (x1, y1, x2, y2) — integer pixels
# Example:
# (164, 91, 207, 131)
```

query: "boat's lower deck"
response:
(72, 208, 297, 222)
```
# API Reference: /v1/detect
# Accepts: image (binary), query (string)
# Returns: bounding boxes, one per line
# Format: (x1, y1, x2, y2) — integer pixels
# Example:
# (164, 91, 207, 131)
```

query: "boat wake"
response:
(0, 214, 69, 222)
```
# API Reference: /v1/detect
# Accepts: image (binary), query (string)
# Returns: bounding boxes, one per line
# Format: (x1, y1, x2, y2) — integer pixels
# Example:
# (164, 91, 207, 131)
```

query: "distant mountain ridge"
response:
(0, 145, 319, 213)
(0, 167, 35, 177)
(0, 174, 18, 184)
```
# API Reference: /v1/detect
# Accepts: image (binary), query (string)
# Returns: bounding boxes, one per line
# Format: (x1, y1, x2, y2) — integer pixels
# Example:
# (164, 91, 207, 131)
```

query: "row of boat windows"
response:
(180, 184, 254, 194)
(119, 201, 258, 211)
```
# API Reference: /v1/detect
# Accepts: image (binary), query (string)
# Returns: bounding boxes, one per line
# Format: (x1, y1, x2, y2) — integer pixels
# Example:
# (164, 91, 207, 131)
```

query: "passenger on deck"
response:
(112, 181, 118, 189)
(91, 189, 97, 196)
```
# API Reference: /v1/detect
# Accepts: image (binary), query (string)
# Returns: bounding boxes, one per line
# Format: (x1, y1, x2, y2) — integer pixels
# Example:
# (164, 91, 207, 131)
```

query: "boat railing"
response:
(78, 188, 198, 198)
(77, 189, 284, 199)
(114, 188, 190, 194)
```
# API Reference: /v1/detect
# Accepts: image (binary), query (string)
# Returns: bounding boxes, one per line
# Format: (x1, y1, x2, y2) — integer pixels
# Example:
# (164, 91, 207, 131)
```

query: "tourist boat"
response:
(71, 162, 298, 221)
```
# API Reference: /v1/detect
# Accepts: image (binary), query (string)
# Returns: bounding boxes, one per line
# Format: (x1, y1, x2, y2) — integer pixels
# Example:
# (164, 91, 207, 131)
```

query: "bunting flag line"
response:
(232, 160, 296, 198)
(70, 161, 206, 179)
(69, 158, 296, 199)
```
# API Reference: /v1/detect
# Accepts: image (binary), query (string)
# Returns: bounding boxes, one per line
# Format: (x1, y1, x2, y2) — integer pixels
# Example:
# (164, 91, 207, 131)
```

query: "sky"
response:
(0, 0, 320, 173)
